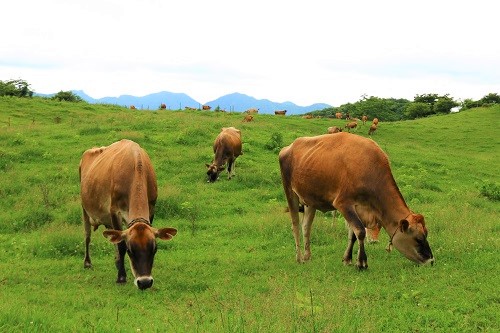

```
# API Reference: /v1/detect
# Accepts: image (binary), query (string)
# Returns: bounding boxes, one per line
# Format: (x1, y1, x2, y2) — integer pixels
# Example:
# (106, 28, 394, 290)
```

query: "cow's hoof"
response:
(356, 263, 368, 270)
(116, 276, 127, 284)
(84, 261, 92, 269)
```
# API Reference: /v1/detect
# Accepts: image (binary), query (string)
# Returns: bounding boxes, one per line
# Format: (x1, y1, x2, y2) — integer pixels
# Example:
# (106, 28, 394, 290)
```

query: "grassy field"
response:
(0, 96, 498, 332)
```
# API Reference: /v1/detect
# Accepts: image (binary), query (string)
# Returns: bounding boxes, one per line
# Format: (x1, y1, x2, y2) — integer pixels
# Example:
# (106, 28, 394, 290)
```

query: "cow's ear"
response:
(399, 219, 409, 232)
(155, 227, 177, 240)
(103, 230, 126, 243)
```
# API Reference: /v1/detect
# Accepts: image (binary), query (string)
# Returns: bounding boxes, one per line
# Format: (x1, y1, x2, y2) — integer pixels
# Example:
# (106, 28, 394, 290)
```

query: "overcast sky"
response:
(1, 0, 498, 106)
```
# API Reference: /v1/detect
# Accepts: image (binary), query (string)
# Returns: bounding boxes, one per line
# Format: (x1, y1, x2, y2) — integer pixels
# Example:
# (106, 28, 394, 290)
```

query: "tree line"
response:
(1, 78, 499, 120)
(309, 93, 499, 121)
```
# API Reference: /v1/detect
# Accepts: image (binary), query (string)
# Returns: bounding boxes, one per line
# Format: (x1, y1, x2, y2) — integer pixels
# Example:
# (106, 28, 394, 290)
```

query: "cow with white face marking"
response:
(278, 133, 434, 269)
(80, 139, 177, 290)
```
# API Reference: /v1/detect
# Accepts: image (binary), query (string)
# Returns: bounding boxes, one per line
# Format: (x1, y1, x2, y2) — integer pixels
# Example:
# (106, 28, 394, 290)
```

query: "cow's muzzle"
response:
(135, 276, 154, 290)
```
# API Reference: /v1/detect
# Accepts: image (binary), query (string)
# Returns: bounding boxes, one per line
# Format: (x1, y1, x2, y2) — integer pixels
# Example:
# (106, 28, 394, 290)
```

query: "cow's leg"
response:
(227, 158, 235, 179)
(339, 206, 368, 269)
(111, 214, 127, 283)
(302, 205, 316, 261)
(83, 209, 92, 268)
(285, 193, 302, 263)
(343, 225, 356, 265)
(115, 241, 127, 283)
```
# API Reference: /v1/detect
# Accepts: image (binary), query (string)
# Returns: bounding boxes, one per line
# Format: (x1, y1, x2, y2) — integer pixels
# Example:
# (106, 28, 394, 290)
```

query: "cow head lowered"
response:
(103, 221, 177, 290)
(388, 213, 433, 264)
(205, 163, 225, 182)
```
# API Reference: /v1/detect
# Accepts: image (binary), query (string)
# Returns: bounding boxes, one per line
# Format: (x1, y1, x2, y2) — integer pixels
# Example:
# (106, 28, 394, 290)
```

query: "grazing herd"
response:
(79, 109, 433, 290)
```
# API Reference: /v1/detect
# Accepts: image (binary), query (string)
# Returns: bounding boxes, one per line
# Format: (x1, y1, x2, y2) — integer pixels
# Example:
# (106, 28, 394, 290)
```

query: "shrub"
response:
(479, 182, 500, 201)
(264, 132, 283, 153)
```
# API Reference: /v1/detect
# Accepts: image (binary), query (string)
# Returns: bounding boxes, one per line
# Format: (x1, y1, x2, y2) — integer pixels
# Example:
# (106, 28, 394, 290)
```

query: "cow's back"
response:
(80, 139, 157, 227)
(214, 127, 242, 157)
(280, 133, 392, 211)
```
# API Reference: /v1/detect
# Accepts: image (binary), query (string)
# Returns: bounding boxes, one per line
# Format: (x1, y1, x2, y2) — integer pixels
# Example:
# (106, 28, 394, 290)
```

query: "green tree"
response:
(414, 93, 439, 105)
(434, 95, 458, 114)
(0, 79, 34, 97)
(51, 91, 84, 102)
(404, 102, 432, 119)
(480, 93, 500, 104)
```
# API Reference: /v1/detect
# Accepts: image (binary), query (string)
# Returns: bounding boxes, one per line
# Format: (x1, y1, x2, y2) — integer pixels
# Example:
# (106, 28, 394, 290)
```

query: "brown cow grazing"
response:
(243, 115, 254, 122)
(205, 127, 242, 182)
(362, 115, 368, 124)
(202, 105, 211, 110)
(344, 121, 358, 132)
(80, 139, 177, 290)
(130, 105, 136, 110)
(372, 118, 379, 126)
(160, 103, 166, 109)
(246, 108, 259, 114)
(335, 112, 343, 119)
(368, 123, 378, 135)
(275, 110, 287, 115)
(327, 126, 342, 134)
(278, 133, 434, 268)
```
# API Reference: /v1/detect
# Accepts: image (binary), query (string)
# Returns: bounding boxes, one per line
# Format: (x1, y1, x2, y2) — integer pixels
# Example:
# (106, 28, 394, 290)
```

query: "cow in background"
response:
(368, 123, 378, 135)
(278, 133, 434, 268)
(160, 103, 167, 109)
(243, 115, 254, 122)
(327, 126, 342, 134)
(335, 112, 343, 119)
(80, 139, 177, 290)
(344, 121, 358, 132)
(202, 105, 211, 110)
(275, 110, 287, 115)
(206, 127, 242, 182)
(246, 108, 259, 114)
(362, 115, 368, 124)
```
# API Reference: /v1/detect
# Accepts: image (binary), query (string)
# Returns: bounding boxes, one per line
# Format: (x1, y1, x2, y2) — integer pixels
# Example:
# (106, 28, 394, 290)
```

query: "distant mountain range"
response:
(36, 90, 331, 115)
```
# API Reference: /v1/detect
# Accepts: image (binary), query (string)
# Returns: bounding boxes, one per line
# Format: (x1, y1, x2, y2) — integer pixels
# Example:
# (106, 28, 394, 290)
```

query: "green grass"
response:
(0, 96, 498, 332)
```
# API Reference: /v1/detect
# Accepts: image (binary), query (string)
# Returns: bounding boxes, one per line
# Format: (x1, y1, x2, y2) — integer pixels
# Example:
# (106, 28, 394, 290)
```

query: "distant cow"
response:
(185, 106, 197, 111)
(278, 133, 434, 268)
(335, 112, 343, 119)
(372, 118, 379, 126)
(206, 127, 242, 182)
(275, 110, 287, 115)
(327, 126, 343, 134)
(368, 123, 377, 135)
(361, 115, 368, 124)
(243, 115, 254, 122)
(130, 105, 136, 110)
(344, 121, 358, 132)
(246, 108, 259, 114)
(302, 114, 313, 119)
(80, 139, 177, 290)
(202, 105, 211, 110)
(160, 103, 166, 109)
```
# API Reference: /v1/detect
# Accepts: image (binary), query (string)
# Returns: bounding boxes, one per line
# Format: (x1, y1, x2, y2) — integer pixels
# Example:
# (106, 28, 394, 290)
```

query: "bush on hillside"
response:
(264, 132, 283, 153)
(51, 91, 84, 102)
(479, 182, 500, 201)
(0, 79, 34, 97)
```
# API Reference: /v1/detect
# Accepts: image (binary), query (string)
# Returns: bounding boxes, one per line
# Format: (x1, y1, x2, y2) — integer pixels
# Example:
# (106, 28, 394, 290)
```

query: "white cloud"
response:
(1, 0, 499, 106)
